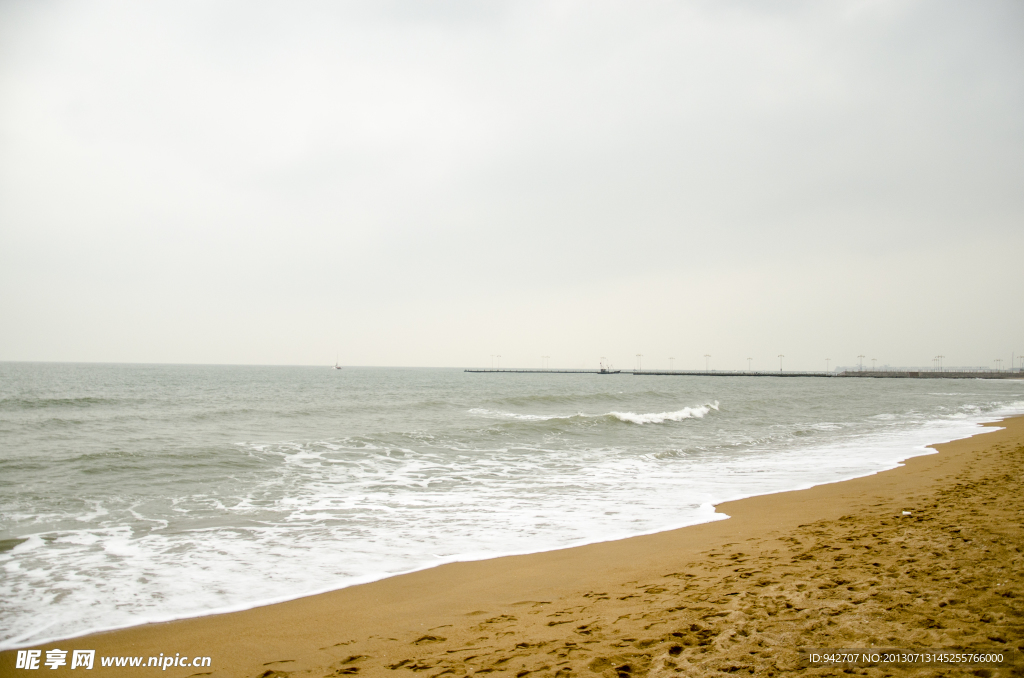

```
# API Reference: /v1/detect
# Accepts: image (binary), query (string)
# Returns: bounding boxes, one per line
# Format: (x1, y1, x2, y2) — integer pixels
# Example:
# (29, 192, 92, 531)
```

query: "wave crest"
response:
(0, 396, 116, 410)
(467, 408, 564, 421)
(469, 402, 719, 425)
(610, 402, 719, 425)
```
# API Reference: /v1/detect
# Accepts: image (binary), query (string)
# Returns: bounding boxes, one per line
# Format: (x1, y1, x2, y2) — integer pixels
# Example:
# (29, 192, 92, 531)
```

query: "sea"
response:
(1, 362, 1022, 650)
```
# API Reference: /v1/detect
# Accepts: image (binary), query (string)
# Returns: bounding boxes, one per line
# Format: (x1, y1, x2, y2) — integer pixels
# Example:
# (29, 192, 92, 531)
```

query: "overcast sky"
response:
(1, 0, 1022, 370)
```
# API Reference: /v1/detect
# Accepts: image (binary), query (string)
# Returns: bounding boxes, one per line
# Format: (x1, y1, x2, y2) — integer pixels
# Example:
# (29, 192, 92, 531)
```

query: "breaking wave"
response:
(469, 401, 720, 425)
(610, 402, 719, 424)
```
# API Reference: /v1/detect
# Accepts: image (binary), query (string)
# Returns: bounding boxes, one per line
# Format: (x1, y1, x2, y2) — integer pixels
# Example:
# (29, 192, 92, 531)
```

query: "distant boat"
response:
(598, 361, 620, 374)
(333, 363, 343, 370)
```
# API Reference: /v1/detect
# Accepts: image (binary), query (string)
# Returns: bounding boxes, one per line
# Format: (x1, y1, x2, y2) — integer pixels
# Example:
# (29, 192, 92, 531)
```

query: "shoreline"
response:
(0, 414, 997, 650)
(3, 415, 1023, 676)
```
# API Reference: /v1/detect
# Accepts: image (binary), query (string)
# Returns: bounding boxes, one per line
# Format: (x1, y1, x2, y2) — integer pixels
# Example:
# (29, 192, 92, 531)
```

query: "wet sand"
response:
(4, 416, 1023, 678)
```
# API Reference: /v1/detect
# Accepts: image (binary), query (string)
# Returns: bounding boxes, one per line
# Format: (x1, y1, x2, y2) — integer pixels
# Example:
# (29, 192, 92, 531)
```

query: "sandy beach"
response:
(4, 1, 1022, 674)
(4, 416, 1022, 678)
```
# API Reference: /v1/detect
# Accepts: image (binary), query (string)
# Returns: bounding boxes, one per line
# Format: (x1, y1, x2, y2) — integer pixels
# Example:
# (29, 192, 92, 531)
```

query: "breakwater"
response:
(466, 369, 1023, 379)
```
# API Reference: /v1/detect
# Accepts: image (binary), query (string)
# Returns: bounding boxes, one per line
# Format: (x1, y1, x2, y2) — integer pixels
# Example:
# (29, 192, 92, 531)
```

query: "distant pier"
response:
(835, 370, 1022, 380)
(634, 370, 833, 377)
(465, 368, 618, 374)
(466, 368, 1023, 379)
(636, 370, 1021, 379)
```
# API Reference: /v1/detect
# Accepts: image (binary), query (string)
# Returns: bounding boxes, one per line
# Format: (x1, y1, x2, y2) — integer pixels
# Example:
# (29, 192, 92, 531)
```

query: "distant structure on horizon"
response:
(467, 367, 1022, 379)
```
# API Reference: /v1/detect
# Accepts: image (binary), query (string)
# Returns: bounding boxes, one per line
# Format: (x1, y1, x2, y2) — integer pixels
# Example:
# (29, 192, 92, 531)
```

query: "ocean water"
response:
(1, 363, 1022, 649)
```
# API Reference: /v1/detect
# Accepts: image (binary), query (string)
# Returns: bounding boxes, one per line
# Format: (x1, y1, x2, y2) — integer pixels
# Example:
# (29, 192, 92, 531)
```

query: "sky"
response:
(1, 0, 1022, 371)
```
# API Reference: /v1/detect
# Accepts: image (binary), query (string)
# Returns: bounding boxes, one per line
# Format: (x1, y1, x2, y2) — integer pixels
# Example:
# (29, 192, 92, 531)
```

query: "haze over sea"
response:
(1, 362, 1022, 649)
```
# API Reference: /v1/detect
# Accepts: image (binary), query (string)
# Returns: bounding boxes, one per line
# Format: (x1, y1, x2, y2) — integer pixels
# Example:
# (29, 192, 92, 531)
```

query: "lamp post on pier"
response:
(704, 354, 711, 372)
(825, 358, 831, 373)
(636, 354, 643, 372)
(857, 355, 865, 371)
(778, 354, 784, 372)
